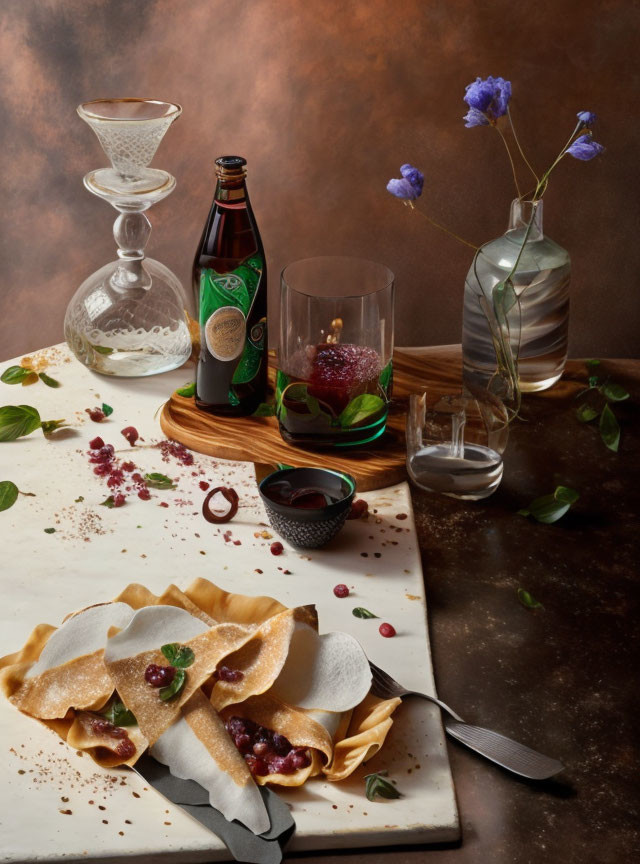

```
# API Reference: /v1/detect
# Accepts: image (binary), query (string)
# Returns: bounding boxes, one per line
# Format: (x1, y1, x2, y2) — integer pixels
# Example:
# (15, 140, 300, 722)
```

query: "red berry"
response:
(347, 498, 369, 520)
(121, 426, 139, 446)
(333, 584, 349, 598)
(121, 461, 136, 472)
(270, 542, 284, 556)
(199, 480, 210, 491)
(89, 436, 105, 450)
(137, 488, 151, 501)
(86, 407, 106, 423)
(144, 663, 176, 687)
(112, 493, 126, 508)
(379, 622, 396, 638)
(131, 473, 143, 483)
(115, 738, 136, 760)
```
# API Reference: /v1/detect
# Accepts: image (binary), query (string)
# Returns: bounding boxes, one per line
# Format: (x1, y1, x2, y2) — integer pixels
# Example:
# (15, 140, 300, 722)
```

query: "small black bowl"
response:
(259, 467, 356, 549)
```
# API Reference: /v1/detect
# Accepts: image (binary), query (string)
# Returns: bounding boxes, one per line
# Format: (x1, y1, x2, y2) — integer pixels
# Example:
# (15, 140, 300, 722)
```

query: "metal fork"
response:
(370, 661, 564, 780)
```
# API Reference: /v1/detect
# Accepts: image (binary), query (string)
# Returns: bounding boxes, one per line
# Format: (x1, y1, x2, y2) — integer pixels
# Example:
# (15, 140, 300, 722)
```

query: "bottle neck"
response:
(507, 199, 543, 242)
(214, 176, 247, 204)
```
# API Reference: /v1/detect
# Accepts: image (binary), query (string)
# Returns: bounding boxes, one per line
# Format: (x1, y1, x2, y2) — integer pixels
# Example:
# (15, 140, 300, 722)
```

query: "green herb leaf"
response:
(176, 382, 196, 398)
(41, 419, 68, 435)
(601, 382, 629, 402)
(517, 588, 544, 610)
(100, 496, 116, 508)
(518, 486, 579, 524)
(0, 480, 19, 512)
(0, 405, 42, 441)
(588, 375, 600, 388)
(161, 643, 195, 669)
(576, 403, 599, 423)
(252, 402, 276, 417)
(159, 667, 186, 701)
(352, 607, 378, 619)
(276, 463, 293, 471)
(39, 372, 60, 388)
(44, 527, 56, 534)
(75, 495, 84, 503)
(144, 472, 176, 490)
(339, 394, 386, 428)
(1, 366, 32, 385)
(364, 770, 402, 802)
(91, 344, 114, 355)
(379, 361, 393, 393)
(586, 358, 601, 369)
(101, 403, 113, 417)
(599, 403, 620, 452)
(101, 699, 137, 726)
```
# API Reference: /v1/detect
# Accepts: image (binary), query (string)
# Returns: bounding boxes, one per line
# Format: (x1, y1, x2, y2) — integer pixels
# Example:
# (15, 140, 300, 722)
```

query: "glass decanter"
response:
(64, 99, 192, 377)
(462, 199, 571, 396)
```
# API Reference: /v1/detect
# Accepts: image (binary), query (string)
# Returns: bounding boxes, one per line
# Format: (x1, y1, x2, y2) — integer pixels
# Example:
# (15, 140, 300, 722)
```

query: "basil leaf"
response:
(161, 643, 195, 669)
(1, 366, 31, 385)
(518, 486, 579, 524)
(102, 699, 137, 726)
(176, 382, 196, 397)
(599, 403, 620, 452)
(0, 480, 19, 512)
(144, 472, 176, 490)
(159, 667, 186, 701)
(44, 527, 56, 534)
(352, 607, 378, 619)
(0, 405, 41, 441)
(517, 588, 544, 610)
(576, 403, 599, 423)
(339, 394, 385, 428)
(252, 402, 276, 417)
(39, 372, 60, 388)
(601, 382, 629, 402)
(101, 403, 114, 416)
(364, 771, 402, 801)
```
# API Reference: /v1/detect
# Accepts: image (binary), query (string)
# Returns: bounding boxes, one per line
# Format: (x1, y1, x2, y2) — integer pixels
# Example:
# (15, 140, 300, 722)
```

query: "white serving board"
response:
(0, 344, 459, 862)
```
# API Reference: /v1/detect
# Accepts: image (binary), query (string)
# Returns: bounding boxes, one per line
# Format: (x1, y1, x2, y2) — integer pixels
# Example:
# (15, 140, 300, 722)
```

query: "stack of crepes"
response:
(0, 578, 401, 835)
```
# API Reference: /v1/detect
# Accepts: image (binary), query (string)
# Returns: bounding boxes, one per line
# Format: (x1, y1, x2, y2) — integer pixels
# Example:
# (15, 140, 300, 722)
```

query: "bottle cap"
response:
(215, 156, 247, 179)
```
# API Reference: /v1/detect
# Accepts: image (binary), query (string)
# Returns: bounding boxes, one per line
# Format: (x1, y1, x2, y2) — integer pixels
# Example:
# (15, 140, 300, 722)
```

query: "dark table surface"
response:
(288, 355, 639, 864)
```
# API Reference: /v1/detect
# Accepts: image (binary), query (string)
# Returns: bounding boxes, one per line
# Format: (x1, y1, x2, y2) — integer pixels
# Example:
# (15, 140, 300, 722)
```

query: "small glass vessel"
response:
(462, 199, 571, 396)
(276, 257, 394, 448)
(64, 99, 192, 377)
(406, 391, 509, 500)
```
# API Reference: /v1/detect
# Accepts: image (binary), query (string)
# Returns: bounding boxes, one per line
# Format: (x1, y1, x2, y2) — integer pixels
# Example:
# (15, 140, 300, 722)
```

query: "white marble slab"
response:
(0, 344, 459, 861)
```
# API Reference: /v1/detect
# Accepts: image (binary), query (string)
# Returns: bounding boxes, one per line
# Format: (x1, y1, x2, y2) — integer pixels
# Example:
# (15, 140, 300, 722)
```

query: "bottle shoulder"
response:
(477, 230, 570, 272)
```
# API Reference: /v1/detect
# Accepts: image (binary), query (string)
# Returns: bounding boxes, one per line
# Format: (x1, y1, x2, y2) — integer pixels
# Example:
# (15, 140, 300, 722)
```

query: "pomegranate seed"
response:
(137, 488, 151, 501)
(121, 461, 136, 472)
(112, 493, 126, 507)
(270, 542, 284, 556)
(93, 463, 112, 476)
(121, 426, 139, 446)
(333, 584, 349, 598)
(379, 622, 396, 638)
(131, 473, 143, 483)
(86, 407, 106, 423)
(89, 436, 105, 450)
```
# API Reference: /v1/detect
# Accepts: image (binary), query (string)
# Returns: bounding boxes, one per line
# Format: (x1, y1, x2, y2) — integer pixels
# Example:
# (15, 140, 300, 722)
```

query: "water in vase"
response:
(462, 199, 570, 394)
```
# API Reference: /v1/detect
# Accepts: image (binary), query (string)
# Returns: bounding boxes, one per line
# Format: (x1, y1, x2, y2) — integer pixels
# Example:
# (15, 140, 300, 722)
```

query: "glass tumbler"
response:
(277, 257, 394, 448)
(406, 391, 509, 500)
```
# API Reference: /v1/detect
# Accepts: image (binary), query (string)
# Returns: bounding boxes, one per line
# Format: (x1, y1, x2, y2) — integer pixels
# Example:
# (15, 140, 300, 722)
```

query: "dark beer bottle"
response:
(192, 156, 267, 415)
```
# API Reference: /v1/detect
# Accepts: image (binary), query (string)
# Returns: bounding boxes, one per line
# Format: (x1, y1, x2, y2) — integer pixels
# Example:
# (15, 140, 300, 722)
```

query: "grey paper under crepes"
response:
(134, 753, 296, 864)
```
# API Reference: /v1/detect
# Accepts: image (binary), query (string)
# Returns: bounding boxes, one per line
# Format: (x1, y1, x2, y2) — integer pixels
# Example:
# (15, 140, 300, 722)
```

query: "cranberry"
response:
(115, 738, 136, 760)
(137, 488, 151, 501)
(86, 407, 106, 423)
(121, 426, 139, 446)
(121, 461, 136, 472)
(333, 584, 349, 598)
(199, 480, 210, 491)
(89, 444, 115, 463)
(347, 498, 369, 520)
(107, 469, 125, 488)
(112, 493, 126, 507)
(215, 666, 244, 683)
(90, 717, 113, 734)
(290, 748, 311, 769)
(253, 741, 269, 756)
(89, 436, 105, 450)
(379, 622, 396, 638)
(270, 542, 284, 556)
(144, 663, 176, 687)
(272, 733, 290, 755)
(94, 463, 112, 476)
(268, 755, 291, 775)
(226, 717, 249, 737)
(244, 754, 269, 776)
(234, 733, 252, 754)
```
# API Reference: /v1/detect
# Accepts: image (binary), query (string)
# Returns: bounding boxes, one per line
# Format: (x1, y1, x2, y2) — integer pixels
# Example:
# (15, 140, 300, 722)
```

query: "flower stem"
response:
(407, 203, 479, 250)
(507, 108, 539, 185)
(495, 124, 522, 199)
(532, 121, 584, 200)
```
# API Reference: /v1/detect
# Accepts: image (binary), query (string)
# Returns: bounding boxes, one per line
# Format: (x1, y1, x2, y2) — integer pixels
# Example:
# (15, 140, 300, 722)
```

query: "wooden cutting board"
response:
(159, 348, 463, 491)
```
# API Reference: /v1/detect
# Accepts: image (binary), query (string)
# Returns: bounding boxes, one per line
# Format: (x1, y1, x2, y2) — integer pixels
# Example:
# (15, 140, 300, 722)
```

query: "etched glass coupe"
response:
(64, 99, 192, 377)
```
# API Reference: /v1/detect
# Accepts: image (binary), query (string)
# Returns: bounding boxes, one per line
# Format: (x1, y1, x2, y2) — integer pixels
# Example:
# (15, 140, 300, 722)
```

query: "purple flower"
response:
(386, 163, 424, 200)
(566, 134, 605, 161)
(577, 111, 597, 128)
(463, 107, 490, 128)
(463, 76, 512, 124)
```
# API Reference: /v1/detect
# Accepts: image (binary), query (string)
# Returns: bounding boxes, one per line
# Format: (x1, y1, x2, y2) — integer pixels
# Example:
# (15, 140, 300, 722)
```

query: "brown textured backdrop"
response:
(1, 0, 638, 360)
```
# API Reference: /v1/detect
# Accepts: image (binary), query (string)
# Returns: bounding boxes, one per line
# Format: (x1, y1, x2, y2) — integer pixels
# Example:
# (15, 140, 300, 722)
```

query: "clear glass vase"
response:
(461, 199, 570, 397)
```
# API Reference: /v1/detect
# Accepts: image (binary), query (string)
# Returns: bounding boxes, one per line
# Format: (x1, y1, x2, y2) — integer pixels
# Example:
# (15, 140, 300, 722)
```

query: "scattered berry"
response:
(199, 480, 210, 491)
(379, 622, 396, 638)
(137, 488, 151, 501)
(89, 436, 105, 450)
(270, 542, 284, 556)
(86, 407, 106, 423)
(121, 461, 136, 472)
(333, 584, 349, 598)
(347, 498, 369, 519)
(112, 493, 126, 508)
(144, 664, 176, 687)
(121, 426, 139, 446)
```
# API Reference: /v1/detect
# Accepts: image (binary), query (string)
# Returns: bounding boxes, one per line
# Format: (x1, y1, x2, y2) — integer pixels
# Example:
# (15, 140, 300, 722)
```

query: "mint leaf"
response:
(599, 404, 620, 452)
(144, 472, 176, 490)
(1, 366, 32, 385)
(159, 667, 186, 701)
(101, 403, 113, 417)
(339, 394, 385, 428)
(364, 770, 402, 801)
(161, 643, 195, 669)
(601, 382, 629, 402)
(576, 403, 599, 423)
(518, 486, 579, 524)
(100, 496, 116, 508)
(0, 481, 19, 512)
(517, 588, 544, 610)
(102, 699, 137, 726)
(352, 607, 378, 619)
(0, 405, 42, 441)
(39, 372, 60, 388)
(176, 382, 196, 397)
